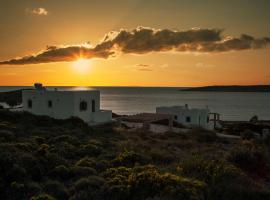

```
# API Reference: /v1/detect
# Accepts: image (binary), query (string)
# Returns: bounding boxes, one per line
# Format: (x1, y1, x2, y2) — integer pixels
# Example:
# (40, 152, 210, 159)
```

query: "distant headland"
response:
(181, 85, 270, 92)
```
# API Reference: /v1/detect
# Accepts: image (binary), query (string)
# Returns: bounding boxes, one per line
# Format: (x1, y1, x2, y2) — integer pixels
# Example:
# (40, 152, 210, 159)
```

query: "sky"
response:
(0, 0, 270, 86)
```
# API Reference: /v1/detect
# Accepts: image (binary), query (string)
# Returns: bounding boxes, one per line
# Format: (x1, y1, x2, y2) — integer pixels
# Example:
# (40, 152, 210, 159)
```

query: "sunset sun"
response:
(72, 58, 91, 74)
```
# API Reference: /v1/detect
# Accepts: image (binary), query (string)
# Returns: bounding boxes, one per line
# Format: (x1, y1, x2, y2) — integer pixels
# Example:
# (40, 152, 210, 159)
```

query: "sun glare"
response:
(72, 58, 91, 74)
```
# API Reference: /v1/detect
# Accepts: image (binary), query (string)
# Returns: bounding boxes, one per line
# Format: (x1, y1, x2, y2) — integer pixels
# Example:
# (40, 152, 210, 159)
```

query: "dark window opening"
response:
(48, 100, 53, 108)
(92, 100, 96, 112)
(186, 116, 191, 123)
(207, 116, 210, 123)
(28, 99, 32, 108)
(174, 115, 178, 120)
(80, 101, 87, 111)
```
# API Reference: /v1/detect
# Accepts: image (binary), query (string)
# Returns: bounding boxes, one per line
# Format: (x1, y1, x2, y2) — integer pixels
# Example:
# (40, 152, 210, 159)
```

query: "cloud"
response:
(195, 62, 216, 68)
(135, 64, 153, 71)
(27, 7, 48, 16)
(135, 64, 150, 67)
(1, 27, 270, 65)
(0, 45, 112, 65)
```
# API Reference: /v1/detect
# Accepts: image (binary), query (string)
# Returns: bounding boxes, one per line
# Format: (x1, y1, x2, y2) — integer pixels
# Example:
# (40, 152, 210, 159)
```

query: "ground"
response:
(0, 110, 270, 200)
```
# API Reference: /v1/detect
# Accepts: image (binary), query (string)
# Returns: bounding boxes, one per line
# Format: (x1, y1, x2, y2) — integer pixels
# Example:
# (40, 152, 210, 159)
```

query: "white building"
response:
(156, 104, 210, 129)
(22, 83, 112, 124)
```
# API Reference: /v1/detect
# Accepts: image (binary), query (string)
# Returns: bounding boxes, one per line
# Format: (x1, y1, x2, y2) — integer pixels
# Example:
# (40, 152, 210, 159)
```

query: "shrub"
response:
(76, 157, 96, 168)
(104, 165, 205, 200)
(26, 182, 41, 197)
(43, 180, 69, 200)
(227, 144, 268, 172)
(188, 128, 217, 143)
(49, 135, 80, 146)
(30, 193, 56, 200)
(70, 176, 106, 200)
(48, 165, 70, 181)
(112, 150, 149, 167)
(71, 166, 97, 179)
(180, 156, 268, 200)
(149, 149, 175, 165)
(9, 181, 26, 199)
(78, 143, 102, 157)
(241, 129, 256, 140)
(0, 130, 14, 141)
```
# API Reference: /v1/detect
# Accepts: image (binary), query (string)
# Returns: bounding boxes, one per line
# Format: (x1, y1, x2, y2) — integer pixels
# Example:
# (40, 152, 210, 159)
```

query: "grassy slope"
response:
(0, 110, 270, 200)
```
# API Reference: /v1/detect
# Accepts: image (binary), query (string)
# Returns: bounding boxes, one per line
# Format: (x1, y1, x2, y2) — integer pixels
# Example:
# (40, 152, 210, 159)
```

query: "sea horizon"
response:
(1, 86, 270, 121)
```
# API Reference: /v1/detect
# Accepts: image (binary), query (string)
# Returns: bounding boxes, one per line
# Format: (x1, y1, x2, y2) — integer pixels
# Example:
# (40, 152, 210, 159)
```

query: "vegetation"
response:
(0, 110, 270, 200)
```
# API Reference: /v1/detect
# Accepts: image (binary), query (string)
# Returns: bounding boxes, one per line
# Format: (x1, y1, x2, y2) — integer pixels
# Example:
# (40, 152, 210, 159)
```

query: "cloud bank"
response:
(1, 27, 269, 65)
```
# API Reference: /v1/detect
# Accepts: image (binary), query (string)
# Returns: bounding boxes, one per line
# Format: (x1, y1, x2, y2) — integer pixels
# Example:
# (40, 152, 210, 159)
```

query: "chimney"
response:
(34, 83, 45, 90)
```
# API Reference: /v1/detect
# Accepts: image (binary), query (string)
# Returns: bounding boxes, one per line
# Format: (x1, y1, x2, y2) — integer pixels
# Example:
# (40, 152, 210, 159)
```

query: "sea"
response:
(1, 86, 270, 121)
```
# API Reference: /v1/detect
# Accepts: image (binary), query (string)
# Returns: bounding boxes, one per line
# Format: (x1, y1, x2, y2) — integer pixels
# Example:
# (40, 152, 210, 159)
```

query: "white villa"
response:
(156, 104, 211, 129)
(22, 83, 112, 124)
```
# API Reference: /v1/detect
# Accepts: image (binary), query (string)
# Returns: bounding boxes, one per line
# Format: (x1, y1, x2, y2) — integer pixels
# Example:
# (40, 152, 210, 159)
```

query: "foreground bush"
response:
(104, 165, 205, 200)
(227, 143, 269, 173)
(181, 156, 270, 200)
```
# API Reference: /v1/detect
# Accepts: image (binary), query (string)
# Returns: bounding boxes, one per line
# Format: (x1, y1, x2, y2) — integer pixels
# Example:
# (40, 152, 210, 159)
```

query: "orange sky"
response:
(0, 0, 269, 86)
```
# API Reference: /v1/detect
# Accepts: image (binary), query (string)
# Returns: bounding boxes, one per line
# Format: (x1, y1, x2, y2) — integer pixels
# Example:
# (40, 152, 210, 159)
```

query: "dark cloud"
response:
(1, 27, 269, 65)
(0, 45, 112, 65)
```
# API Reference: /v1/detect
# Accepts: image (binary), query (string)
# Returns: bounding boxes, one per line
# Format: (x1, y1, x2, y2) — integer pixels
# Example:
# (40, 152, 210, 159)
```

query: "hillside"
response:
(0, 110, 270, 199)
(182, 85, 270, 92)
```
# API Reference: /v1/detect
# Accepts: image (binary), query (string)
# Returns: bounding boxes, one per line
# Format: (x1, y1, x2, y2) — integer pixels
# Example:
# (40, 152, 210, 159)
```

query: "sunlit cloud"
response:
(1, 27, 270, 65)
(26, 7, 48, 16)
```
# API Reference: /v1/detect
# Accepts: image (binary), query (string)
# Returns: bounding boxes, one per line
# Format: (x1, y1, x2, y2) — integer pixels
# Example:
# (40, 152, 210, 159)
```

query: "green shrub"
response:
(70, 176, 106, 200)
(0, 130, 14, 141)
(30, 193, 56, 200)
(188, 128, 217, 143)
(76, 157, 96, 168)
(48, 165, 70, 181)
(104, 165, 205, 200)
(149, 149, 175, 164)
(227, 144, 268, 172)
(241, 129, 256, 140)
(49, 135, 80, 146)
(26, 182, 41, 197)
(9, 181, 26, 199)
(180, 156, 269, 200)
(112, 150, 149, 167)
(78, 143, 102, 157)
(71, 166, 97, 178)
(43, 180, 69, 200)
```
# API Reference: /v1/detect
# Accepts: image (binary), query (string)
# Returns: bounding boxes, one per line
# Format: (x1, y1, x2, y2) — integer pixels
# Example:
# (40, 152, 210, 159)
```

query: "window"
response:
(186, 116, 191, 123)
(48, 100, 53, 108)
(80, 101, 87, 111)
(174, 115, 178, 120)
(28, 99, 32, 108)
(92, 100, 96, 112)
(207, 116, 210, 123)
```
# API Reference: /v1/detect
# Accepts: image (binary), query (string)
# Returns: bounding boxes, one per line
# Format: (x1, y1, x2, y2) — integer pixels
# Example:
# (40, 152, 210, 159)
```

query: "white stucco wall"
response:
(156, 106, 210, 128)
(22, 89, 111, 124)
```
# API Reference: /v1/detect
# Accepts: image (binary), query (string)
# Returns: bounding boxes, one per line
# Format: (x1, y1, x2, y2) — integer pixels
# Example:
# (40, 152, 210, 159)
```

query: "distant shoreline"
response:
(181, 85, 270, 92)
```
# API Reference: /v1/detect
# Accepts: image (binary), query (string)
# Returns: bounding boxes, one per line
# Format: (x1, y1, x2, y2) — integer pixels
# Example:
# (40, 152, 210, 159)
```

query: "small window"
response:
(80, 101, 87, 111)
(28, 99, 32, 108)
(186, 116, 191, 123)
(92, 100, 96, 112)
(48, 100, 53, 108)
(174, 115, 178, 120)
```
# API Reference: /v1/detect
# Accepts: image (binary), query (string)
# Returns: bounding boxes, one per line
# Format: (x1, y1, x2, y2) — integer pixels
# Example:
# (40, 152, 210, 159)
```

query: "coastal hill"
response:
(182, 85, 270, 92)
